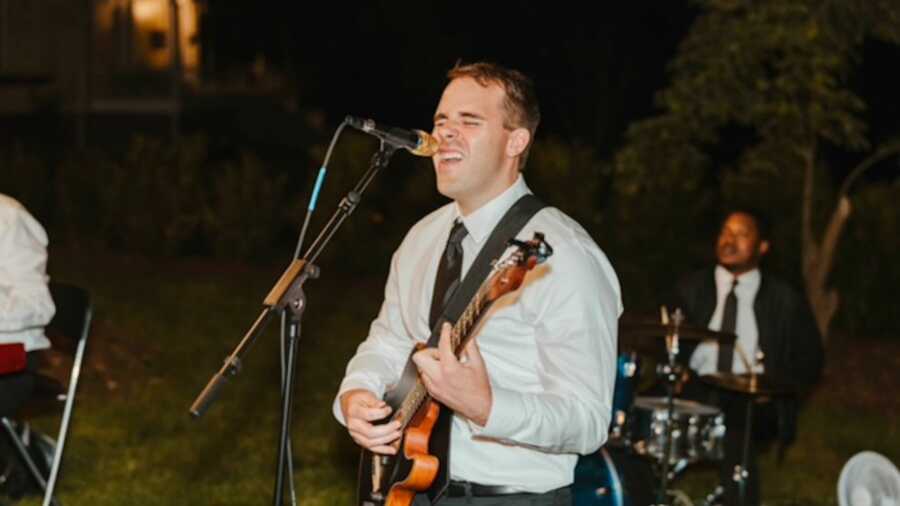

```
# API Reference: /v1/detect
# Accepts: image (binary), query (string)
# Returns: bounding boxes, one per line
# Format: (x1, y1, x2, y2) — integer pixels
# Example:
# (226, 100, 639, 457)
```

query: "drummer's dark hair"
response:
(719, 206, 772, 240)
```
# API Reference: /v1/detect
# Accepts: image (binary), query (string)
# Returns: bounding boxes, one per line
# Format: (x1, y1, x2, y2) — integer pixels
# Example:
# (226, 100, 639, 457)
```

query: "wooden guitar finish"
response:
(357, 233, 553, 506)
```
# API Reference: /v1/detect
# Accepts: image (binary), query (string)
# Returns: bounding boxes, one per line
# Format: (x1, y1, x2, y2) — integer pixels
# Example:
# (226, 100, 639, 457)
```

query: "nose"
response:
(434, 122, 458, 142)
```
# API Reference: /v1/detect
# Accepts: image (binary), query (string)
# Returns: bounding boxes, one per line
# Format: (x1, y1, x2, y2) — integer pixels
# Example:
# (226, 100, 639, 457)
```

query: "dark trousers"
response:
(0, 352, 38, 418)
(0, 352, 38, 466)
(413, 486, 572, 505)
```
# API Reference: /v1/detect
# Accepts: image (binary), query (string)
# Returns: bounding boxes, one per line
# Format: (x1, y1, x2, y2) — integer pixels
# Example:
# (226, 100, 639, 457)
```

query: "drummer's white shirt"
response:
(333, 175, 621, 493)
(689, 266, 764, 375)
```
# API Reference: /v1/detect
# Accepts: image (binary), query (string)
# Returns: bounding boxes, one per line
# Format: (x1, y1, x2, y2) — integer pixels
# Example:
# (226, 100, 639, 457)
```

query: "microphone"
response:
(345, 116, 438, 157)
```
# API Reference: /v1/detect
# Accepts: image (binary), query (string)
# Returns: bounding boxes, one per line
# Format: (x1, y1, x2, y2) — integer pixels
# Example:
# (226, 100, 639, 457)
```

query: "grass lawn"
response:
(11, 248, 899, 505)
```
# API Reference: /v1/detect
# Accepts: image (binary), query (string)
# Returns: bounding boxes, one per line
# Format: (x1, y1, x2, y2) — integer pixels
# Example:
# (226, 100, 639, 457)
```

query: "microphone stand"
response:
(189, 140, 400, 506)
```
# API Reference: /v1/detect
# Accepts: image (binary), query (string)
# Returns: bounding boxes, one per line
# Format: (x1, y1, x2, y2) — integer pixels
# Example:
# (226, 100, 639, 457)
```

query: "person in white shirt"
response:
(0, 193, 55, 496)
(669, 209, 823, 506)
(334, 62, 621, 505)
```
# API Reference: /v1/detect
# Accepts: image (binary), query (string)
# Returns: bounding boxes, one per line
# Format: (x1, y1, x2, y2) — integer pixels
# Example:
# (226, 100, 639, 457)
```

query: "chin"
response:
(436, 180, 459, 201)
(720, 262, 754, 274)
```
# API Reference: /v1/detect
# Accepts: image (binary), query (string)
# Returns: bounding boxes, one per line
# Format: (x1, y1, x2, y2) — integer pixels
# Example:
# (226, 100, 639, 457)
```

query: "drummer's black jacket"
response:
(667, 267, 825, 447)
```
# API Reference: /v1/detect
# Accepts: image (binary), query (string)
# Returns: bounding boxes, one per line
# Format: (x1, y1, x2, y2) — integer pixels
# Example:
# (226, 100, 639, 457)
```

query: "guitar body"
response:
(357, 400, 442, 506)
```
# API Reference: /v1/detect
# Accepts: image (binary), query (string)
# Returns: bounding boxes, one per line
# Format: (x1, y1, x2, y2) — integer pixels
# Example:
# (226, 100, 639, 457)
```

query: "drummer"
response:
(667, 207, 824, 506)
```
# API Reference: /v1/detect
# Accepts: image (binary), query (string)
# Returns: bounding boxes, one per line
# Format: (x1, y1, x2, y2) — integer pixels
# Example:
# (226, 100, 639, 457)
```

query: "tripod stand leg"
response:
(274, 318, 302, 506)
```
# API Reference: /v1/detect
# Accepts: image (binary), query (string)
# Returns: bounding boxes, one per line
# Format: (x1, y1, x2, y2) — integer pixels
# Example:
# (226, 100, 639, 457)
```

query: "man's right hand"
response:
(340, 388, 403, 455)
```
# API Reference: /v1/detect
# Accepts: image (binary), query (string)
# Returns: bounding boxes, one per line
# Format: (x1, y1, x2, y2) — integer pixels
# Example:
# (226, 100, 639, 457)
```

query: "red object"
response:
(0, 342, 26, 374)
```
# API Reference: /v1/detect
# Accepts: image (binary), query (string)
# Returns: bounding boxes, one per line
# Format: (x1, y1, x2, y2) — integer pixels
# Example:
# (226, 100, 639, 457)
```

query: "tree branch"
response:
(838, 139, 900, 198)
(816, 197, 851, 288)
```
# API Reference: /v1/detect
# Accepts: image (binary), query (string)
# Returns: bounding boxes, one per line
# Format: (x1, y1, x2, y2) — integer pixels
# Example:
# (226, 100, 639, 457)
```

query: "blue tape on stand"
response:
(308, 166, 327, 211)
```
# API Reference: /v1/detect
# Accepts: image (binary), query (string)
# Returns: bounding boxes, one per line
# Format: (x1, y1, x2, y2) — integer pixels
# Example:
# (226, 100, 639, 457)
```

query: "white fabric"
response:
(0, 194, 54, 351)
(689, 265, 763, 375)
(333, 176, 621, 492)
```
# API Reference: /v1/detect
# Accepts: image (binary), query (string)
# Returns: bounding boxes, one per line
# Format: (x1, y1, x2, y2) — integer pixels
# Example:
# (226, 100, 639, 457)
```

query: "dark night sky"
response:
(201, 2, 899, 182)
(204, 2, 699, 153)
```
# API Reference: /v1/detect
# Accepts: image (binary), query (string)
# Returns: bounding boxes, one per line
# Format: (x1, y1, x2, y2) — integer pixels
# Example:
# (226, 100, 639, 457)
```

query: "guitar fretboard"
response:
(391, 280, 494, 429)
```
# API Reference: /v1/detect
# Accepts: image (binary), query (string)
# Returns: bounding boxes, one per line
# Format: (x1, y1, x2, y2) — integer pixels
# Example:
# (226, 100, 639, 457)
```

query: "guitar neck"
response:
(391, 280, 497, 430)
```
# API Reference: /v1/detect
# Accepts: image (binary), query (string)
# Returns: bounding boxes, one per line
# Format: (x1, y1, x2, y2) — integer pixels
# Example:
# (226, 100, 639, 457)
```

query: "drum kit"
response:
(574, 310, 796, 506)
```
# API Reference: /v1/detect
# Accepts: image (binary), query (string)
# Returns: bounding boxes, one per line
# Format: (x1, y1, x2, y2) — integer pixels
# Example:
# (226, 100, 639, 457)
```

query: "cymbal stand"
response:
(733, 351, 765, 506)
(654, 308, 685, 506)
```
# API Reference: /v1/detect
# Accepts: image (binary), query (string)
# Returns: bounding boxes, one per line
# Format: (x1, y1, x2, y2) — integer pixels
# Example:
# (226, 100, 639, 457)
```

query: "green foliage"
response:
(206, 151, 288, 259)
(46, 134, 299, 259)
(527, 137, 612, 230)
(0, 142, 53, 219)
(111, 135, 210, 254)
(611, 0, 900, 329)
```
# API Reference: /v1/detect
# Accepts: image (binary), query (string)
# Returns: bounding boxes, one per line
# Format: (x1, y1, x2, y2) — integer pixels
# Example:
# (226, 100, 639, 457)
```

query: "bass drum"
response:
(574, 446, 657, 506)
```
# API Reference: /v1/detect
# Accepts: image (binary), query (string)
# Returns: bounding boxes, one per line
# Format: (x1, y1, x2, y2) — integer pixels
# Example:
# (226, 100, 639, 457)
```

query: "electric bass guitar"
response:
(357, 232, 553, 506)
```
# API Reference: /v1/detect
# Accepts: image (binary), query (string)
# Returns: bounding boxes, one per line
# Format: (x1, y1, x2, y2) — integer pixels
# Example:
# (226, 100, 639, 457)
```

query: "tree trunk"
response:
(801, 142, 900, 342)
(800, 148, 845, 342)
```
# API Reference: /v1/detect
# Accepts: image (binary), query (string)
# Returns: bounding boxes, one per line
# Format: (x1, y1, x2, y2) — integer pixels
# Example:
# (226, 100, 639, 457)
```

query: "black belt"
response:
(446, 481, 527, 497)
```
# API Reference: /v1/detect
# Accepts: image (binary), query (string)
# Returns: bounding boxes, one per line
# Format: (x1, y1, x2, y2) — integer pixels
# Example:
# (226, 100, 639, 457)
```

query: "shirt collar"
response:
(715, 264, 761, 294)
(453, 174, 531, 245)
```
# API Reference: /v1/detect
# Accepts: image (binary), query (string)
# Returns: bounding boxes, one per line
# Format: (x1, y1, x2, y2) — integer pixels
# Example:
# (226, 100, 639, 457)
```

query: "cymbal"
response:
(616, 320, 736, 357)
(619, 320, 736, 343)
(700, 372, 796, 396)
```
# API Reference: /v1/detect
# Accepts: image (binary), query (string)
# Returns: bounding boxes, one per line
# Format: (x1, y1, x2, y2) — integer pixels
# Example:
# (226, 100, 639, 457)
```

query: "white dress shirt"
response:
(0, 194, 55, 351)
(689, 265, 763, 375)
(333, 175, 621, 492)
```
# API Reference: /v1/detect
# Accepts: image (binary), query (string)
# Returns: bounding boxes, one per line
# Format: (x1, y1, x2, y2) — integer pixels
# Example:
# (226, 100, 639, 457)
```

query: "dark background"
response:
(202, 2, 699, 151)
(2, 1, 899, 335)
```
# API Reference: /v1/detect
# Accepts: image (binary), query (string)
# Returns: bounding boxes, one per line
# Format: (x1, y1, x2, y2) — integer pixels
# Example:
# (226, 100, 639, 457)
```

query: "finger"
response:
(413, 347, 440, 374)
(362, 397, 388, 409)
(348, 418, 401, 440)
(415, 347, 440, 361)
(420, 371, 437, 396)
(438, 323, 459, 367)
(369, 444, 399, 455)
(358, 404, 393, 422)
(352, 427, 403, 448)
(348, 402, 391, 423)
(463, 337, 485, 368)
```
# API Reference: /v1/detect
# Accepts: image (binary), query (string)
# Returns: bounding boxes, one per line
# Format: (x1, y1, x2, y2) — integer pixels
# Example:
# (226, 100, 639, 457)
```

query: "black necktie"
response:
(424, 220, 467, 502)
(430, 220, 468, 329)
(717, 278, 738, 372)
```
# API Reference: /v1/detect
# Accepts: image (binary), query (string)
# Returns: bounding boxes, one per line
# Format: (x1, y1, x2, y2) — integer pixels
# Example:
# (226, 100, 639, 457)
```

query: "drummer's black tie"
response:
(717, 278, 738, 372)
(430, 219, 468, 329)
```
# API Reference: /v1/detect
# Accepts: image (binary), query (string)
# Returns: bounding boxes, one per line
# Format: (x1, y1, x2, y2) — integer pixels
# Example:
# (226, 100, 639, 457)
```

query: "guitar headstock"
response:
(486, 232, 554, 302)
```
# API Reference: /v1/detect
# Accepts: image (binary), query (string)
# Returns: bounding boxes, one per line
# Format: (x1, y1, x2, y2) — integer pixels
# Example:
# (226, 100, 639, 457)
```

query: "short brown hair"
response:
(447, 61, 541, 169)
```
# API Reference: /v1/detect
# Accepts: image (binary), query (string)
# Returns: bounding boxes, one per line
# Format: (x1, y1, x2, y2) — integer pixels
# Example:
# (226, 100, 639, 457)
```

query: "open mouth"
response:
(436, 151, 464, 163)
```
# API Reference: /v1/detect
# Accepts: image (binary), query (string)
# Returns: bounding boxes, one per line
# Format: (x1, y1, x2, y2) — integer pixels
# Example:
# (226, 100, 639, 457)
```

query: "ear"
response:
(505, 128, 531, 158)
(758, 240, 770, 257)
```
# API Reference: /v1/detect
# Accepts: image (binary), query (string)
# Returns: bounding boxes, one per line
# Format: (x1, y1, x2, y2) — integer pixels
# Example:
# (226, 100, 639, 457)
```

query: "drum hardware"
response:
(617, 314, 736, 361)
(699, 372, 796, 506)
(629, 397, 725, 470)
(584, 309, 746, 506)
(653, 307, 685, 506)
(608, 351, 640, 445)
(701, 485, 725, 506)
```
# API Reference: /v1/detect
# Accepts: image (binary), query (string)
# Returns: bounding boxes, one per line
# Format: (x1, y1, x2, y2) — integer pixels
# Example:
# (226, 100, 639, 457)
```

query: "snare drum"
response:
(629, 396, 725, 464)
